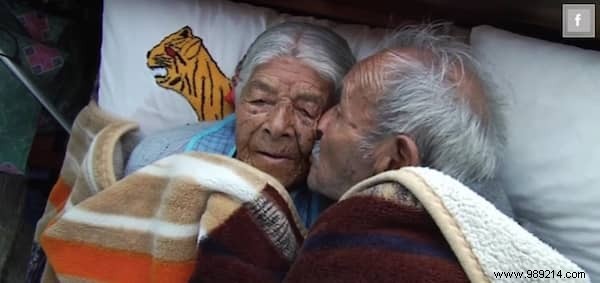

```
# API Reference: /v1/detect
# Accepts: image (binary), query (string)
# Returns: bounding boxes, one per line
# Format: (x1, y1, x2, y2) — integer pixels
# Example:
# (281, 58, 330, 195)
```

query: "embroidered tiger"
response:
(147, 26, 234, 121)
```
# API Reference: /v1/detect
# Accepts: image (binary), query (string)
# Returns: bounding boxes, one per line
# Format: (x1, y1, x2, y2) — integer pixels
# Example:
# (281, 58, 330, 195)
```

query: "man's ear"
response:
(373, 134, 420, 174)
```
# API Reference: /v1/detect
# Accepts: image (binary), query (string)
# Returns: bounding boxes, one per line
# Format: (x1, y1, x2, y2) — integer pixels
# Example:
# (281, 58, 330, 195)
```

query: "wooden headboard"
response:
(235, 0, 599, 50)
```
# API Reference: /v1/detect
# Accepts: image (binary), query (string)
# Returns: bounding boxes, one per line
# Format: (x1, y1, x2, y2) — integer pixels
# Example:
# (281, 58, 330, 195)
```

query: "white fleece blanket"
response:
(342, 167, 590, 283)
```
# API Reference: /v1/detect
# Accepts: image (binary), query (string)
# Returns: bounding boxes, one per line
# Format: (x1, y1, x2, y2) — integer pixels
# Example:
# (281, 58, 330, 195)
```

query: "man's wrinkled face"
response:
(236, 57, 333, 189)
(307, 57, 382, 200)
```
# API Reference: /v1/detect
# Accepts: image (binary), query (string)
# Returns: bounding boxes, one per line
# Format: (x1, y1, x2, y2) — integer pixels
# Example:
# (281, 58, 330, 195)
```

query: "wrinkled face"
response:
(307, 59, 381, 200)
(235, 57, 333, 189)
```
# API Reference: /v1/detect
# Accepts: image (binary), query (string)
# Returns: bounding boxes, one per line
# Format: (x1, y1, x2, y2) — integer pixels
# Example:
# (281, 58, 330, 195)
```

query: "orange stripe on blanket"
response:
(41, 236, 196, 283)
(48, 178, 71, 211)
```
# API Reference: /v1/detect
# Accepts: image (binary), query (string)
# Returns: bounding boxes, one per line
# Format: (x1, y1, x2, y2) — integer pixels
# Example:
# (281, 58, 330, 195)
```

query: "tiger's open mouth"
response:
(149, 66, 168, 79)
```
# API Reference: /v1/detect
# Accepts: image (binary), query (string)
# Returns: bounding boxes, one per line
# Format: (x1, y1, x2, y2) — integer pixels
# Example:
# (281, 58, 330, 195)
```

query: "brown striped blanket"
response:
(34, 102, 307, 282)
(34, 102, 589, 282)
(41, 152, 306, 282)
(191, 180, 469, 283)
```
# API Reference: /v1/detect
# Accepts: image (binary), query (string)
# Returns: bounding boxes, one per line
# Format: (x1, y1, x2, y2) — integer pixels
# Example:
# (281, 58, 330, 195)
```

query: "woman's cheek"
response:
(295, 121, 319, 155)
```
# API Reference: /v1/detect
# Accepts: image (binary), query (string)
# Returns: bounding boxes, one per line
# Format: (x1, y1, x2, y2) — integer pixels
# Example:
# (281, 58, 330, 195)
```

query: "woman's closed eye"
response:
(297, 107, 314, 119)
(250, 99, 267, 106)
(295, 101, 320, 120)
(248, 95, 276, 106)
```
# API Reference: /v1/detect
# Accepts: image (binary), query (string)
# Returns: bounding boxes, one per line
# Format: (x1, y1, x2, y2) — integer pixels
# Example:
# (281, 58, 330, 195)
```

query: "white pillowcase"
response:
(98, 0, 386, 135)
(471, 25, 600, 281)
(99, 0, 275, 134)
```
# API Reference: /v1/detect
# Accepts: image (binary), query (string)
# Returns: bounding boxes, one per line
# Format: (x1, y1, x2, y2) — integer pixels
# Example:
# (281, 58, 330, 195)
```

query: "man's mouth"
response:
(310, 141, 321, 164)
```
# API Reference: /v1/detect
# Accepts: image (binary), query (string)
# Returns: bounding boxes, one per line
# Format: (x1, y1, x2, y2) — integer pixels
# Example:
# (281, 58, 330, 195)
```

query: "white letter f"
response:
(575, 13, 582, 27)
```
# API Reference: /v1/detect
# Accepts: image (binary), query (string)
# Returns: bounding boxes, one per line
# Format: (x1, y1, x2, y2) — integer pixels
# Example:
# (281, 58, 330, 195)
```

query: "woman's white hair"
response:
(234, 21, 356, 103)
(361, 23, 506, 185)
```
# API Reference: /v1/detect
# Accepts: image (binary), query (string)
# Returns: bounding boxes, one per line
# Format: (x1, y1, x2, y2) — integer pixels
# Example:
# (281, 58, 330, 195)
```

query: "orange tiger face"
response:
(146, 26, 202, 91)
(146, 26, 234, 121)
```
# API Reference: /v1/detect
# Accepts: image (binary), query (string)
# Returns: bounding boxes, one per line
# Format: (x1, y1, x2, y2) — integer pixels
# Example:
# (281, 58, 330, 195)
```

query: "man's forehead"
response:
(342, 48, 425, 94)
(337, 54, 389, 126)
(341, 56, 384, 105)
(343, 47, 490, 122)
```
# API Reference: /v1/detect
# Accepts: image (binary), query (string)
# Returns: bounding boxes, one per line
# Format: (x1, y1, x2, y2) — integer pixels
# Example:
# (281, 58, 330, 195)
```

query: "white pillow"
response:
(98, 0, 385, 135)
(471, 25, 600, 281)
(98, 0, 276, 134)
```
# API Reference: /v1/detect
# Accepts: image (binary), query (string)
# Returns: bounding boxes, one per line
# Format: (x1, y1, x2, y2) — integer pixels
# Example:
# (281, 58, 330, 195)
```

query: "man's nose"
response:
(263, 104, 294, 139)
(316, 108, 334, 139)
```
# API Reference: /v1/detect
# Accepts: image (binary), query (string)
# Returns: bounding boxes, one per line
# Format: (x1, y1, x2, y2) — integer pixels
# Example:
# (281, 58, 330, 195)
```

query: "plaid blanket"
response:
(31, 102, 138, 281)
(283, 182, 468, 283)
(41, 151, 306, 282)
(35, 102, 588, 282)
(190, 180, 469, 283)
(286, 168, 588, 283)
(190, 167, 589, 283)
(34, 103, 306, 282)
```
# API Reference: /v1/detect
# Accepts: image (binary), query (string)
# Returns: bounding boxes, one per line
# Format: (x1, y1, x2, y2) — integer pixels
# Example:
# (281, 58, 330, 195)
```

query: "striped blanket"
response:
(286, 168, 590, 283)
(191, 181, 468, 283)
(283, 182, 468, 283)
(34, 103, 306, 282)
(41, 151, 306, 282)
(34, 102, 589, 282)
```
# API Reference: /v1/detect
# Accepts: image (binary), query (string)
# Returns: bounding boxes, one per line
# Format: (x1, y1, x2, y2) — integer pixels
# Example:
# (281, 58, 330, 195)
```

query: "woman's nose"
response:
(263, 104, 294, 139)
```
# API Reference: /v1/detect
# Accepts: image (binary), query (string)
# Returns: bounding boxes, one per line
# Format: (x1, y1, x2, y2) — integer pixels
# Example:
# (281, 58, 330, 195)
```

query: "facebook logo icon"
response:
(574, 13, 583, 27)
(563, 4, 595, 38)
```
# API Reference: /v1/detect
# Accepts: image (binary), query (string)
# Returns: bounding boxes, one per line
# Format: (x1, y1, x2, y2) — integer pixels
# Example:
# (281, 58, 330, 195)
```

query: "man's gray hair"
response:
(361, 23, 506, 185)
(235, 21, 356, 103)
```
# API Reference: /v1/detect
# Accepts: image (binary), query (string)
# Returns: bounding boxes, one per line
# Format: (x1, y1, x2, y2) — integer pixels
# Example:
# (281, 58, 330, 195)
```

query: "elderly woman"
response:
(125, 21, 356, 227)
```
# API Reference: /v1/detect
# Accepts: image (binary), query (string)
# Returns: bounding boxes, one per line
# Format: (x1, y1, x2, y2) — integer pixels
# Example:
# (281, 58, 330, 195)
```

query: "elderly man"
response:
(307, 24, 512, 216)
(126, 21, 356, 227)
(279, 24, 510, 283)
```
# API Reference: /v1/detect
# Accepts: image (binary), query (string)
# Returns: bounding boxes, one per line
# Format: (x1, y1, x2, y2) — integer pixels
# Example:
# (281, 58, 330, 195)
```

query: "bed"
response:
(27, 0, 600, 281)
